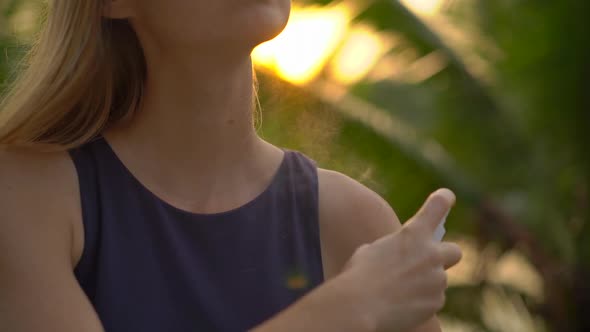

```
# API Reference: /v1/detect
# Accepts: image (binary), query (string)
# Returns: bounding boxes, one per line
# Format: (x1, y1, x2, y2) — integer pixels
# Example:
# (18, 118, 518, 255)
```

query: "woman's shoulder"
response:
(316, 167, 401, 231)
(317, 168, 402, 278)
(0, 146, 81, 266)
(0, 147, 101, 330)
(0, 146, 78, 196)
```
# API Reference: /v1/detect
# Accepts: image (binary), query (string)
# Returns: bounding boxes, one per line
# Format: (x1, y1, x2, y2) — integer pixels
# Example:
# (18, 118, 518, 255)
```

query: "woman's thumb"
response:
(404, 189, 456, 235)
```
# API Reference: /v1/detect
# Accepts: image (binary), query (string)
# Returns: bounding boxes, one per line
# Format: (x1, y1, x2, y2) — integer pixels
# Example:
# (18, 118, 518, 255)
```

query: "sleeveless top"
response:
(68, 136, 325, 332)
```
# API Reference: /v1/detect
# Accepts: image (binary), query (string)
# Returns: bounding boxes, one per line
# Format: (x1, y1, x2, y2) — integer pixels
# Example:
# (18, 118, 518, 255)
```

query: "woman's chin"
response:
(235, 4, 290, 48)
(249, 23, 287, 47)
(164, 3, 291, 54)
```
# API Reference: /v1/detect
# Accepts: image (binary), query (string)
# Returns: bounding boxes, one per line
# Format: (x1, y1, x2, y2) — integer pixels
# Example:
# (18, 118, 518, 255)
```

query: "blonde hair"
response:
(0, 1, 146, 151)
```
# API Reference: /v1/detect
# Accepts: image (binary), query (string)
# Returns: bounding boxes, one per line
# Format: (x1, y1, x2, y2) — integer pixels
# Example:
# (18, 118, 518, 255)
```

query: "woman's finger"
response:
(438, 242, 462, 270)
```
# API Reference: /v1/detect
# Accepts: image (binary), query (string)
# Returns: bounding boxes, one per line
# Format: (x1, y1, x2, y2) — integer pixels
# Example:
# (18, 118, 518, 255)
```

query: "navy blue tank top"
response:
(68, 136, 325, 332)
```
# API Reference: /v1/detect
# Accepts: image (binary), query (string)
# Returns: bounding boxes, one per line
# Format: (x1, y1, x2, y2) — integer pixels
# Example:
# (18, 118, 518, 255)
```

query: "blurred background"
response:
(1, 0, 589, 331)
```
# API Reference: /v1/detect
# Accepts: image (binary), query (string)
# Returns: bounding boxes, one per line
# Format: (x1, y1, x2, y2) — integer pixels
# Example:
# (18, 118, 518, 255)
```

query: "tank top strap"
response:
(282, 149, 321, 255)
(68, 138, 103, 292)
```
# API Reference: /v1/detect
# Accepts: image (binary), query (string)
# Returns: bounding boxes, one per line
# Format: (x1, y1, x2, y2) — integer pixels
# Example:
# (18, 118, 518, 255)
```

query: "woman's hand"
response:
(338, 188, 462, 332)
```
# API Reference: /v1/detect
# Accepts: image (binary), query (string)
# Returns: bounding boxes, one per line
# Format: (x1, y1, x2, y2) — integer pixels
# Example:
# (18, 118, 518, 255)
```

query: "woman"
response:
(0, 1, 462, 331)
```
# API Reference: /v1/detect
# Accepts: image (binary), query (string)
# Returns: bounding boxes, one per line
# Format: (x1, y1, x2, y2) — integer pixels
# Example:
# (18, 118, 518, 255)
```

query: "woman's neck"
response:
(103, 49, 284, 198)
(108, 51, 262, 166)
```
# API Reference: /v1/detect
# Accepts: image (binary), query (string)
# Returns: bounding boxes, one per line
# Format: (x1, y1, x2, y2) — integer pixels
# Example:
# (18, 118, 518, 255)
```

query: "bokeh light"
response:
(329, 24, 391, 85)
(252, 4, 351, 85)
(400, 0, 446, 17)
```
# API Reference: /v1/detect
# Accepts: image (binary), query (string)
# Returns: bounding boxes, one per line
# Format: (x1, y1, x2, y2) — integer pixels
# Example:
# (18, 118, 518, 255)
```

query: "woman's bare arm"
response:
(316, 168, 442, 332)
(0, 149, 104, 332)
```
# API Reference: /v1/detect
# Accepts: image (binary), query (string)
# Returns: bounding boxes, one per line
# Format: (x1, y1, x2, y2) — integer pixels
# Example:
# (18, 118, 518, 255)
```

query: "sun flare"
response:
(252, 4, 351, 85)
